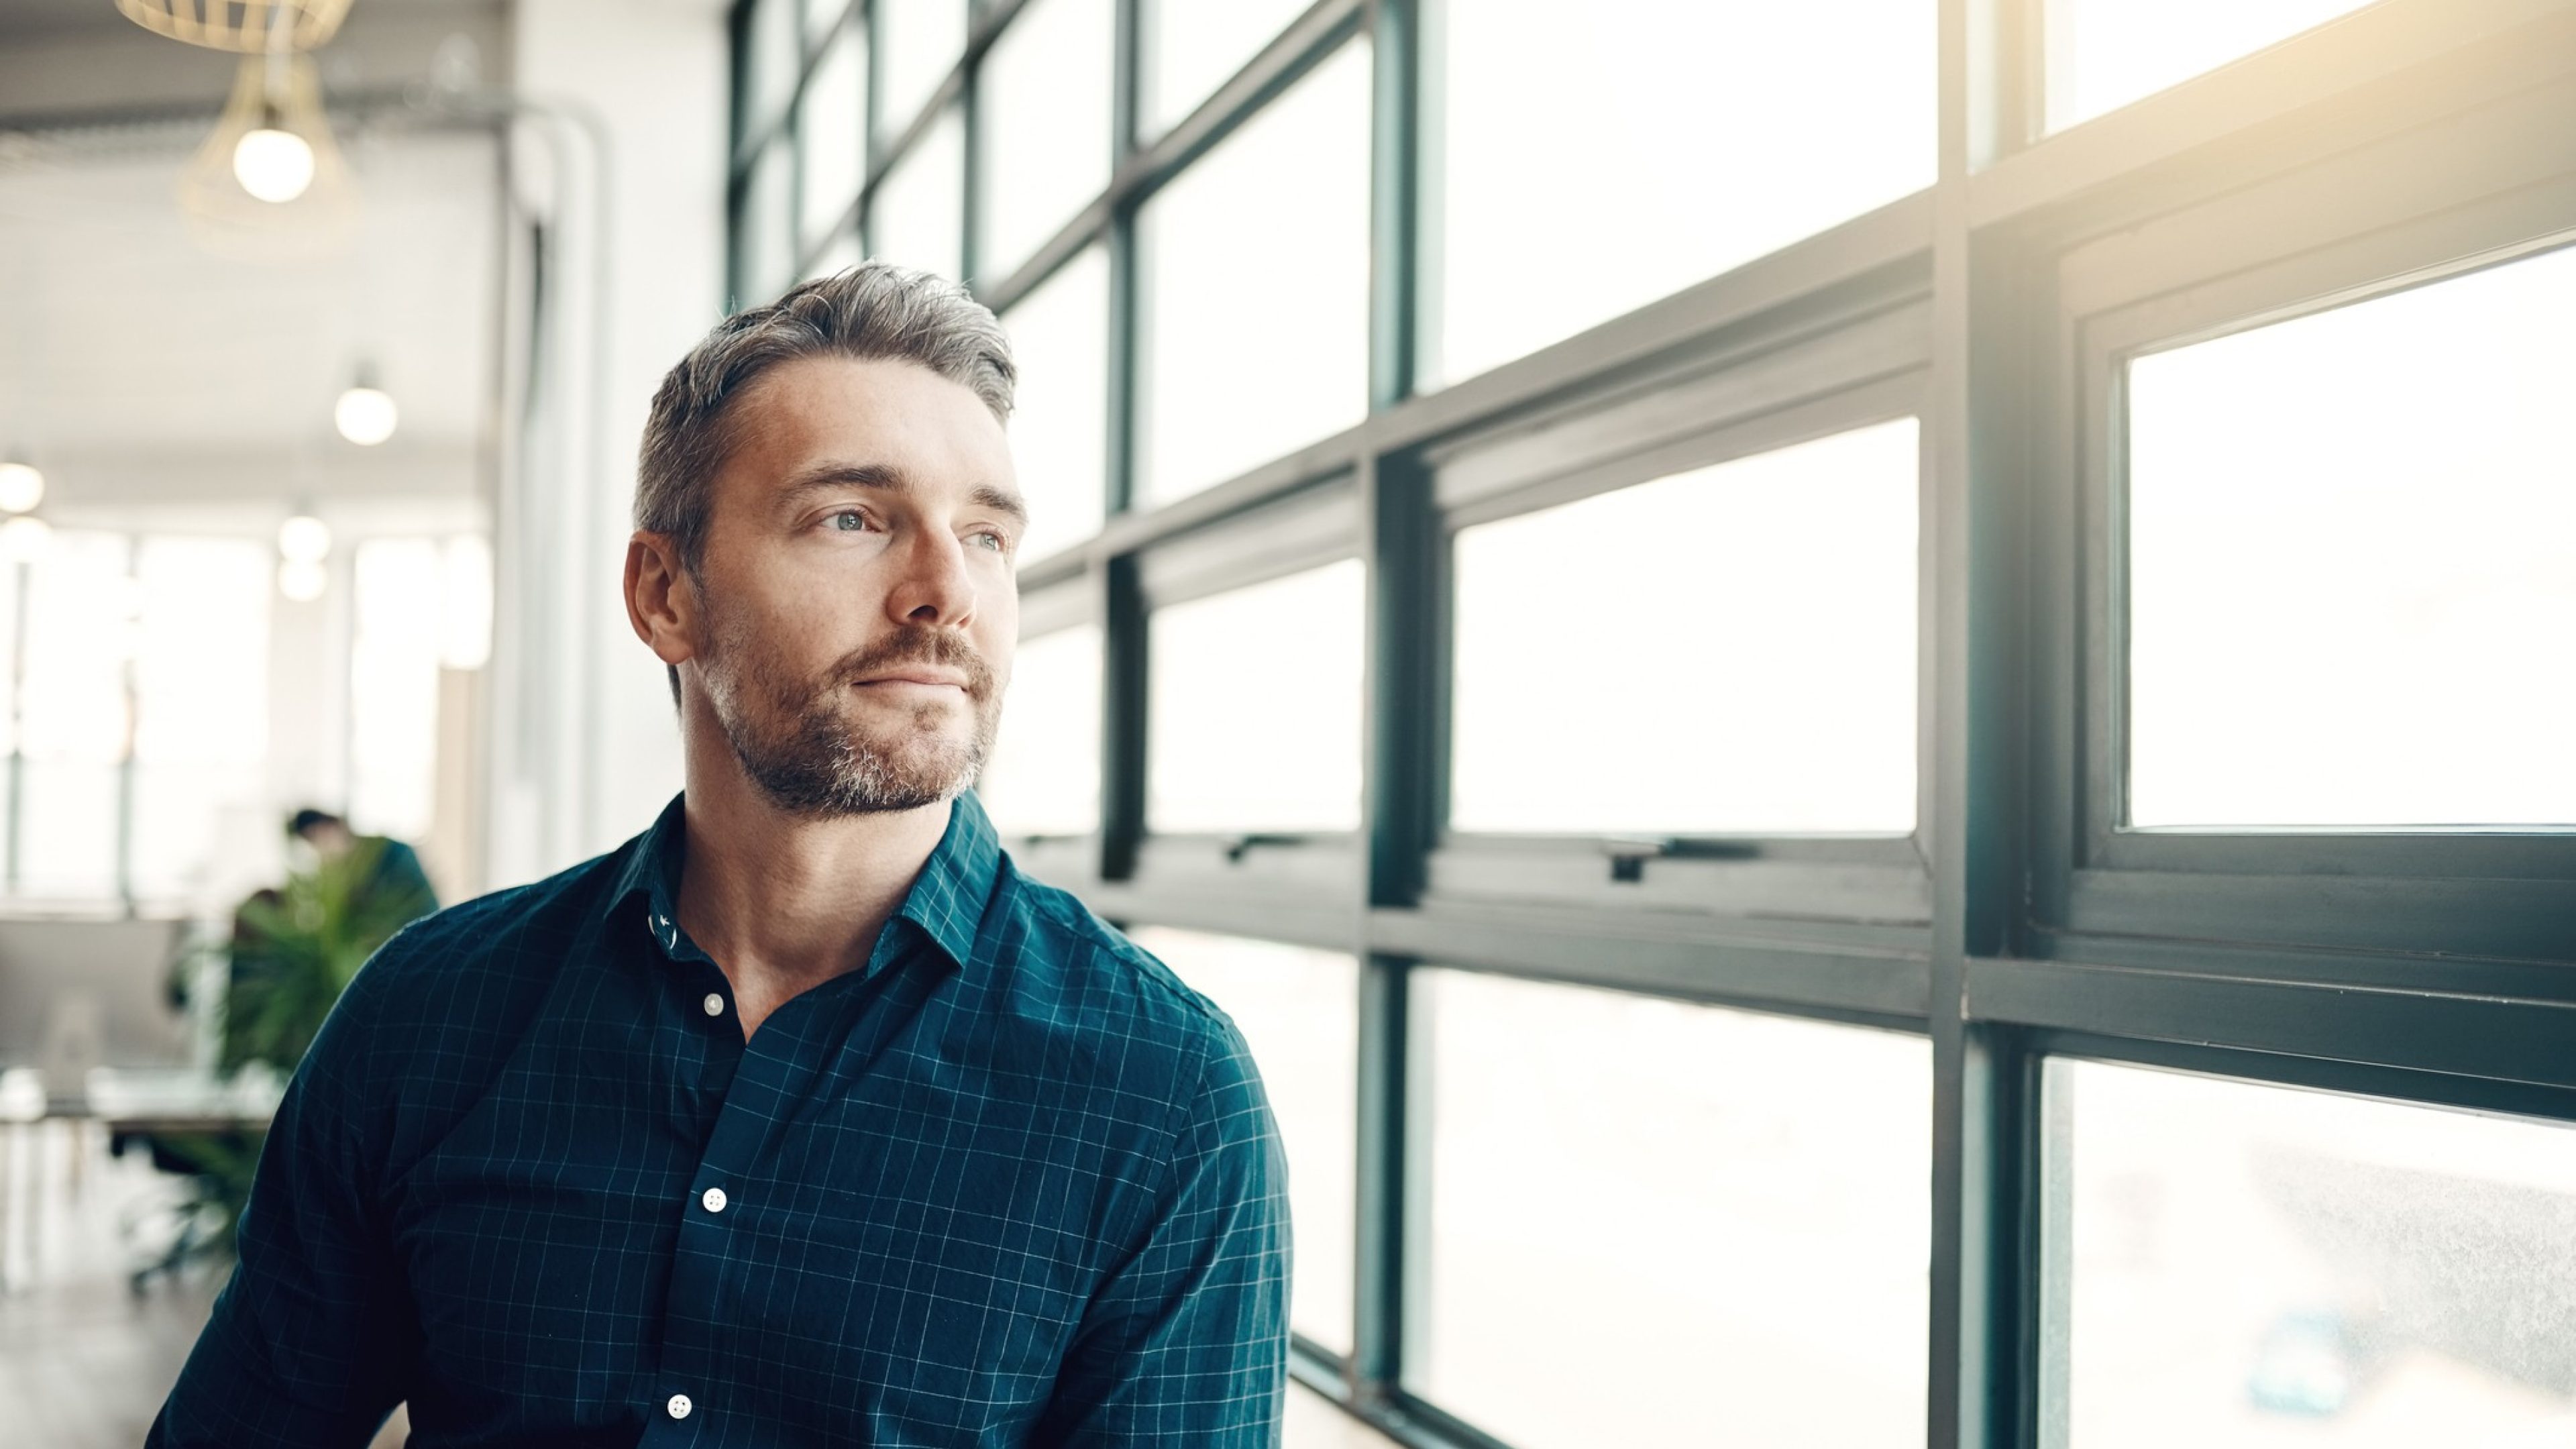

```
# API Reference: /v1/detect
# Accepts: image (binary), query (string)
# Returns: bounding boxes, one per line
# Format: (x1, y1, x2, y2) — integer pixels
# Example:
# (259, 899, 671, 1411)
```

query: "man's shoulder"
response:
(335, 843, 627, 1027)
(984, 861, 1248, 1083)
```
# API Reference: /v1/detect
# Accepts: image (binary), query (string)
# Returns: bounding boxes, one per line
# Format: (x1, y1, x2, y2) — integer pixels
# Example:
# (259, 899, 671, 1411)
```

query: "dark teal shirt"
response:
(150, 792, 1289, 1448)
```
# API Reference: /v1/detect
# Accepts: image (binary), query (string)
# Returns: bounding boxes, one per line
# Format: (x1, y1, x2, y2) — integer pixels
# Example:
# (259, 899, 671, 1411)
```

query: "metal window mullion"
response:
(1931, 0, 2037, 1446)
(860, 0, 887, 254)
(1365, 0, 1419, 411)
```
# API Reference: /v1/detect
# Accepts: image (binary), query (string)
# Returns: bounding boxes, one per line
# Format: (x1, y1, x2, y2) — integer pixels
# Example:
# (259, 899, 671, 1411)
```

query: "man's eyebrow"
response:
(777, 464, 1026, 525)
(778, 462, 907, 504)
(971, 484, 1030, 525)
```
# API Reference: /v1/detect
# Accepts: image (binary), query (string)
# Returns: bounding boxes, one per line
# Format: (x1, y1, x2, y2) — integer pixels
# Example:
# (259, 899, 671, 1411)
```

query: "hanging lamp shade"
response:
(178, 52, 359, 259)
(115, 0, 353, 53)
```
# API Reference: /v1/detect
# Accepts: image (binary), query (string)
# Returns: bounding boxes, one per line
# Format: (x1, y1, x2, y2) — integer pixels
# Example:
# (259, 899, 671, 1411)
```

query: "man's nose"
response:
(885, 526, 977, 627)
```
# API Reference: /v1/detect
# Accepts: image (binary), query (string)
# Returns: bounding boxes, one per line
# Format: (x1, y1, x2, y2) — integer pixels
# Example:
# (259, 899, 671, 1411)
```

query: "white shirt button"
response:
(701, 1187, 728, 1214)
(665, 1393, 693, 1420)
(702, 993, 724, 1017)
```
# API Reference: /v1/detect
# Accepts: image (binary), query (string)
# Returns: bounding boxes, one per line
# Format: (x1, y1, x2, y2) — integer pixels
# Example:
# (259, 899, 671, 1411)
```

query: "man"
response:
(286, 808, 441, 934)
(150, 264, 1289, 1447)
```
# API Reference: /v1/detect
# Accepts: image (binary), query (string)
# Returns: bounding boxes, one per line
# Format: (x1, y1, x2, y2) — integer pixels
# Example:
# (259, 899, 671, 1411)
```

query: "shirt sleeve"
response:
(1036, 1019, 1291, 1447)
(148, 962, 414, 1448)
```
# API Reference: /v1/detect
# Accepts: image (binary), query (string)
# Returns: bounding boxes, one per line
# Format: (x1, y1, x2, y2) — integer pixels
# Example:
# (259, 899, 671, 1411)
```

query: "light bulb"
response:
(0, 462, 42, 514)
(278, 514, 331, 564)
(233, 126, 315, 203)
(278, 557, 329, 602)
(334, 386, 397, 445)
(0, 516, 53, 563)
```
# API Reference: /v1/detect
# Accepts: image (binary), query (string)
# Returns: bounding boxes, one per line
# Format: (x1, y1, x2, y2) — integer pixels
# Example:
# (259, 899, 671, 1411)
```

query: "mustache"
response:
(824, 627, 998, 702)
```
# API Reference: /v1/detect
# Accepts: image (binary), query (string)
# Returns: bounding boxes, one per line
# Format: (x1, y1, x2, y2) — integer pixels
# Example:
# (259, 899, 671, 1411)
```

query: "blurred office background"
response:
(7, 0, 2576, 1446)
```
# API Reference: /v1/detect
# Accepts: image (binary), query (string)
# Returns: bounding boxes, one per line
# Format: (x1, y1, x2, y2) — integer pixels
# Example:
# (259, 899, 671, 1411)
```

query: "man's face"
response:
(686, 354, 1022, 816)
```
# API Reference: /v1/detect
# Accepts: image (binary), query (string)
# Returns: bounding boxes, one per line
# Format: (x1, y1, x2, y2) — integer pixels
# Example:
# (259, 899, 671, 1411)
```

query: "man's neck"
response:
(674, 735, 953, 1040)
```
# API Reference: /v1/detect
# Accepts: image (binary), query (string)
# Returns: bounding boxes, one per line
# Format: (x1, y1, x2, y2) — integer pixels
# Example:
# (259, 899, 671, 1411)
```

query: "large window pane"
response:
(1428, 0, 1935, 386)
(979, 624, 1100, 839)
(878, 0, 966, 138)
(796, 21, 865, 251)
(2047, 0, 2379, 133)
(869, 105, 963, 281)
(1128, 927, 1356, 1354)
(1147, 559, 1361, 834)
(131, 538, 269, 904)
(17, 531, 129, 900)
(2126, 246, 2576, 828)
(1001, 247, 1110, 561)
(979, 0, 1113, 283)
(1450, 419, 1920, 835)
(1412, 971, 1930, 1448)
(1140, 0, 1311, 138)
(2049, 1059, 2576, 1445)
(1138, 41, 1370, 506)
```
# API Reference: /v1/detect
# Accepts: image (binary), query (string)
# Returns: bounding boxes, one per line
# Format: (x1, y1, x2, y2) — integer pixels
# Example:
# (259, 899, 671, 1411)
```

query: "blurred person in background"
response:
(148, 263, 1288, 1448)
(286, 808, 440, 928)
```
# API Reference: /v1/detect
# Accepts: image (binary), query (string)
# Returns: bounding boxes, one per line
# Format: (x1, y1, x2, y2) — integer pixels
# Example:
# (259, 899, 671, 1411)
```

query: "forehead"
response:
(716, 354, 1014, 501)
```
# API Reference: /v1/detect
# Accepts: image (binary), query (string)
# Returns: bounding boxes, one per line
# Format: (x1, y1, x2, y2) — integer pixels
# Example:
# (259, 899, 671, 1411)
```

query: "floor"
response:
(0, 1120, 1397, 1449)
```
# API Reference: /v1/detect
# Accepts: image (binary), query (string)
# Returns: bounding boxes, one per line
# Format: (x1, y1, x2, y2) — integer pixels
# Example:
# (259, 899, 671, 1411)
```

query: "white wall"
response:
(485, 0, 727, 887)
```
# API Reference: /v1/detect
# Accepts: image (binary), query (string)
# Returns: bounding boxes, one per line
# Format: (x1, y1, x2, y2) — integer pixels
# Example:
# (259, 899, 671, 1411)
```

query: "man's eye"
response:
(969, 529, 1008, 552)
(830, 510, 868, 532)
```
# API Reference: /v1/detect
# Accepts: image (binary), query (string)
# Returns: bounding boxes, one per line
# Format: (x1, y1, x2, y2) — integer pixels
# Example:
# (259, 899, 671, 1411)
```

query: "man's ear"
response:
(625, 531, 700, 669)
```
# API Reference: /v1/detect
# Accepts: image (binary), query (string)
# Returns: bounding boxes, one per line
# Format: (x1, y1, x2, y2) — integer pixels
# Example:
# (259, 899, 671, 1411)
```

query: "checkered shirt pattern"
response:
(148, 791, 1290, 1448)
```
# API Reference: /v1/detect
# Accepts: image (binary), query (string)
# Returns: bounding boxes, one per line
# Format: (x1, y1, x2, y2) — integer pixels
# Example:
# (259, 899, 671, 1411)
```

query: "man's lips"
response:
(853, 672, 969, 690)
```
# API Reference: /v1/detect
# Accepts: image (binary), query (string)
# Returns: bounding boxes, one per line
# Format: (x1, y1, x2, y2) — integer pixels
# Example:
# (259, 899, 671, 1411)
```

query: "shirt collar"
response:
(604, 790, 1003, 975)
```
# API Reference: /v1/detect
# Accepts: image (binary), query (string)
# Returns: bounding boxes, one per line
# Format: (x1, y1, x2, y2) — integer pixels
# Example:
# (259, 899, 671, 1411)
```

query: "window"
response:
(16, 532, 129, 900)
(877, 0, 965, 137)
(796, 19, 865, 253)
(978, 0, 1113, 284)
(979, 623, 1102, 839)
(1140, 0, 1313, 138)
(2045, 0, 2381, 132)
(350, 539, 443, 841)
(1146, 559, 1362, 835)
(1411, 970, 1930, 1448)
(1130, 926, 1358, 1355)
(1449, 419, 1921, 836)
(1137, 40, 1371, 505)
(2125, 246, 2576, 830)
(869, 105, 963, 281)
(1426, 0, 1937, 386)
(131, 539, 270, 903)
(729, 3, 2576, 1444)
(2047, 1059, 2576, 1444)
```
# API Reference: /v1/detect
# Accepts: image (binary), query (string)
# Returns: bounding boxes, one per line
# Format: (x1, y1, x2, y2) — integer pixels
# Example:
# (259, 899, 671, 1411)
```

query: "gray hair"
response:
(634, 262, 1016, 571)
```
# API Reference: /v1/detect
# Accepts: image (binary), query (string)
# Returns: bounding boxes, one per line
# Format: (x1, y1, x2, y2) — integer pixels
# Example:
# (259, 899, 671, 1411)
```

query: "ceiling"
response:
(0, 0, 508, 535)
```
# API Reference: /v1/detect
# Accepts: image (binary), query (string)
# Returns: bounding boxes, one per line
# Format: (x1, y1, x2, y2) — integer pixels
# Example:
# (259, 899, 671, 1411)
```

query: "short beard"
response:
(700, 613, 1000, 818)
